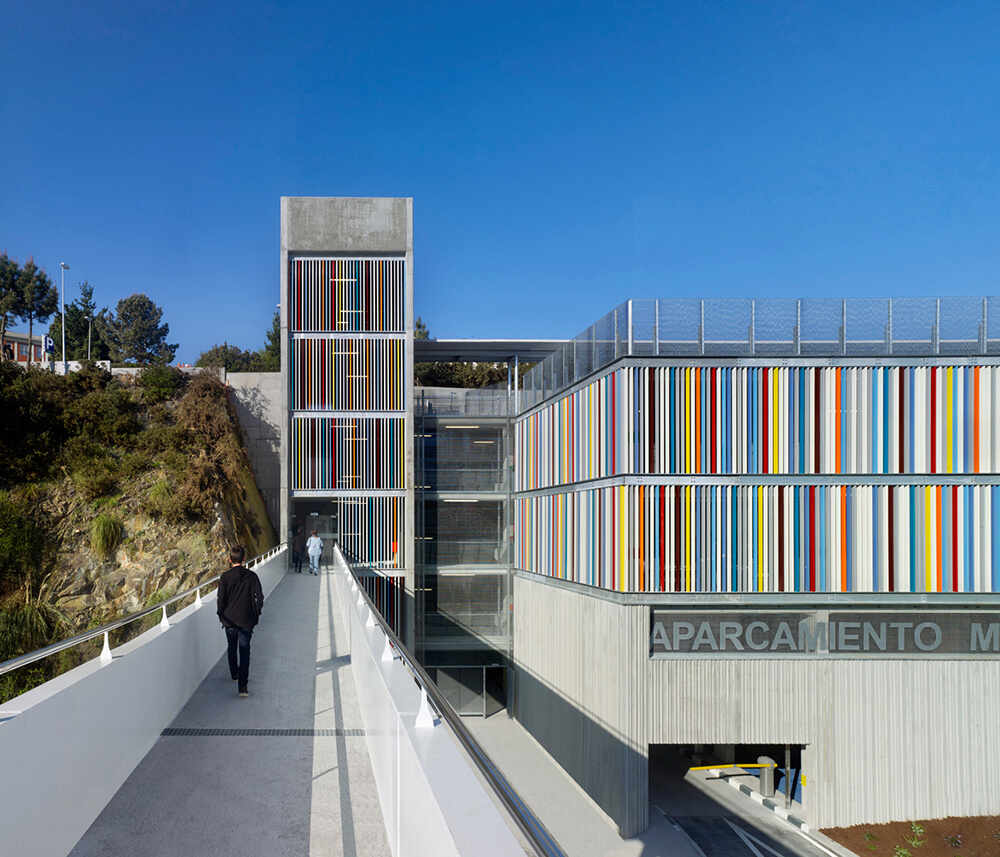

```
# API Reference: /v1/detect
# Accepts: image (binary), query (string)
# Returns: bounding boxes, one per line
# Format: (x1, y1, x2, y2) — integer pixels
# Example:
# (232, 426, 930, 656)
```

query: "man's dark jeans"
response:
(226, 625, 253, 690)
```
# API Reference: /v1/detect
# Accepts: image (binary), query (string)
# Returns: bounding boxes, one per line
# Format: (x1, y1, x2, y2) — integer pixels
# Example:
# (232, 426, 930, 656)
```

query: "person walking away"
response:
(217, 545, 264, 698)
(291, 526, 305, 573)
(306, 529, 323, 575)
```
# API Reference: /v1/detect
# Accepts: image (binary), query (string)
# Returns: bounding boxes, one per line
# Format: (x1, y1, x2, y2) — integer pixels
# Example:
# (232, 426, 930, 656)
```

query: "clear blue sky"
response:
(2, 1, 998, 364)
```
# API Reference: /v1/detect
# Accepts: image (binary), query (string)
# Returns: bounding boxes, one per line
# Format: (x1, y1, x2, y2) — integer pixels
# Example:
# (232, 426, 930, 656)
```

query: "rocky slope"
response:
(40, 462, 275, 630)
(1, 368, 278, 635)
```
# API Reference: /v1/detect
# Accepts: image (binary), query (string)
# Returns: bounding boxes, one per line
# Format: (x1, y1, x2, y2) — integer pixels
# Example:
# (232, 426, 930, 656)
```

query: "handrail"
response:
(335, 543, 565, 857)
(0, 543, 286, 679)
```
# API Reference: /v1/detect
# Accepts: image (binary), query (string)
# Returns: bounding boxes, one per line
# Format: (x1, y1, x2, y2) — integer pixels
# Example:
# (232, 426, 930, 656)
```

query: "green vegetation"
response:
(0, 492, 52, 602)
(90, 514, 124, 560)
(0, 600, 66, 662)
(0, 359, 274, 702)
(413, 317, 534, 388)
(137, 360, 185, 402)
(195, 309, 281, 373)
(98, 293, 177, 364)
(0, 253, 58, 366)
(47, 281, 111, 362)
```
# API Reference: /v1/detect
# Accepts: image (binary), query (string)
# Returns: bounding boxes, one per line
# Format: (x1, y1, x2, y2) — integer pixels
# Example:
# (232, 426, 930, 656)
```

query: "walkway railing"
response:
(0, 545, 287, 857)
(335, 543, 564, 857)
(0, 543, 285, 681)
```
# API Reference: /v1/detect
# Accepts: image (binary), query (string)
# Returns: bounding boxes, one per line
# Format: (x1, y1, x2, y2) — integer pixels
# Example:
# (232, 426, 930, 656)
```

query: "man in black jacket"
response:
(217, 545, 264, 698)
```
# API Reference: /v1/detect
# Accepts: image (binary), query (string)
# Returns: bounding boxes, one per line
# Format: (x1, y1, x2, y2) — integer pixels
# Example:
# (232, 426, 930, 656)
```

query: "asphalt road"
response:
(643, 747, 838, 857)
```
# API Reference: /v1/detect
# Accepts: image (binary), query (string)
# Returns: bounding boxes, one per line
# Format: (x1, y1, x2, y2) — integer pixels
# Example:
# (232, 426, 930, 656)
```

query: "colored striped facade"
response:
(289, 258, 405, 332)
(289, 256, 407, 568)
(515, 359, 1000, 595)
(280, 197, 413, 640)
(517, 483, 1000, 593)
(517, 364, 1000, 487)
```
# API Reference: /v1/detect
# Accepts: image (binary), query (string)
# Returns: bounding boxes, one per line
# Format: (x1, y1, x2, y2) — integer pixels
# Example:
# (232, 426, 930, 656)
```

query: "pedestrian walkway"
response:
(69, 561, 389, 857)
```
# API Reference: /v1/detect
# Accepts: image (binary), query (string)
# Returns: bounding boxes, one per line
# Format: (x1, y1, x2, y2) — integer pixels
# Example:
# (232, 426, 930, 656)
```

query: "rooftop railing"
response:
(519, 296, 1000, 410)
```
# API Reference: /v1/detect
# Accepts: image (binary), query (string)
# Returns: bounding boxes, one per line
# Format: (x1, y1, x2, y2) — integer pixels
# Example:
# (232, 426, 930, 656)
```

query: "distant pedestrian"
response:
(306, 529, 323, 575)
(217, 545, 264, 698)
(291, 527, 305, 573)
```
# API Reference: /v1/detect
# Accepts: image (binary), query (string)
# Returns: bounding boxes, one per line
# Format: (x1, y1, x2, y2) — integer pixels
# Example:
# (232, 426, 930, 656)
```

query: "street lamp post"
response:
(86, 315, 92, 361)
(59, 262, 70, 375)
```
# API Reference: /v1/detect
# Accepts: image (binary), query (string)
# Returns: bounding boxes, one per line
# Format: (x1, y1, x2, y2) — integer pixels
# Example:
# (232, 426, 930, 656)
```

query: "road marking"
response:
(649, 805, 709, 857)
(726, 819, 790, 857)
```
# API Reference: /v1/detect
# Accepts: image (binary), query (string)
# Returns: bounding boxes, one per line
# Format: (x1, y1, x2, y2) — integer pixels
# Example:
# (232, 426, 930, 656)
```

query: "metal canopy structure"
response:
(415, 339, 566, 363)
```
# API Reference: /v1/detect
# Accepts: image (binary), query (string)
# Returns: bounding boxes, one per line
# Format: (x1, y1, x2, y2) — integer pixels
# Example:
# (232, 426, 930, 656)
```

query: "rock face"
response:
(40, 455, 277, 632)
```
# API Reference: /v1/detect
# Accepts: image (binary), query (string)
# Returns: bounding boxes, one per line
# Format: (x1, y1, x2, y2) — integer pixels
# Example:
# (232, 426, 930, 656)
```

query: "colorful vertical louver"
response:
(289, 259, 405, 332)
(292, 338, 404, 411)
(516, 363, 1000, 594)
(516, 484, 1000, 594)
(289, 256, 406, 570)
(517, 365, 1000, 490)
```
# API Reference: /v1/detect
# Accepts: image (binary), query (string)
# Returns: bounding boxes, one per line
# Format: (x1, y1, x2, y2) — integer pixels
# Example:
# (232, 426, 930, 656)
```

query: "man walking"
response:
(291, 526, 305, 573)
(217, 545, 264, 698)
(306, 529, 323, 575)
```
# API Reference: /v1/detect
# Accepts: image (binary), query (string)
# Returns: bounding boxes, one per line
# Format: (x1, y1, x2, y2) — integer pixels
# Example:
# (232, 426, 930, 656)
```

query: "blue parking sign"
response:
(44, 336, 54, 354)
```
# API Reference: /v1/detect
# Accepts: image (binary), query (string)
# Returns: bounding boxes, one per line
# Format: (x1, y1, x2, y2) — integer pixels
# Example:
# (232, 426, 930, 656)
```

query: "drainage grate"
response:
(162, 727, 365, 737)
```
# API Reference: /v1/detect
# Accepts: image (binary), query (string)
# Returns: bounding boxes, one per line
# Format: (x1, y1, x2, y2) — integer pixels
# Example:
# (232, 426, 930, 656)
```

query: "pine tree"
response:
(15, 258, 58, 368)
(48, 281, 111, 361)
(101, 293, 178, 364)
(260, 309, 280, 371)
(0, 253, 21, 362)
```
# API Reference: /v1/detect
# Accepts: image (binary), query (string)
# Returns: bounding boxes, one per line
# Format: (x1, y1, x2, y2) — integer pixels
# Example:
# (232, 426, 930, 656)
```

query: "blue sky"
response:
(2, 1, 998, 364)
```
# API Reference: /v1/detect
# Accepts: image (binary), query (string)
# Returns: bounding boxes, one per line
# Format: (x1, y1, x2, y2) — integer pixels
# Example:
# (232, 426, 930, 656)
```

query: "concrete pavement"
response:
(69, 560, 389, 857)
(465, 717, 841, 857)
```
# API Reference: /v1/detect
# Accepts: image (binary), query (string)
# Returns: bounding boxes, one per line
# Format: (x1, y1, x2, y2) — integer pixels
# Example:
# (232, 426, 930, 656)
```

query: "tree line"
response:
(1, 252, 178, 365)
(193, 310, 280, 372)
(414, 316, 533, 388)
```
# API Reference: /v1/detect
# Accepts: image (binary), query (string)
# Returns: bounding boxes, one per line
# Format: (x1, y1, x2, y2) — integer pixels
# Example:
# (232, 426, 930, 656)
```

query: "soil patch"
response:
(823, 816, 1000, 857)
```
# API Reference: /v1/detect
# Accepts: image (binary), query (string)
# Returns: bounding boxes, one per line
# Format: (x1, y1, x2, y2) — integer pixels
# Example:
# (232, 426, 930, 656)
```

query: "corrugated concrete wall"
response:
(515, 573, 1000, 833)
(513, 574, 649, 837)
(650, 657, 1000, 826)
(813, 660, 1000, 826)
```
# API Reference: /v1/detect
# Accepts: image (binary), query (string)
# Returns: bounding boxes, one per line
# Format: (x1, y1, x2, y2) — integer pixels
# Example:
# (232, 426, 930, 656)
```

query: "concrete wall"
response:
(227, 371, 281, 525)
(54, 360, 111, 375)
(513, 573, 649, 837)
(282, 196, 411, 254)
(514, 571, 1000, 833)
(0, 548, 286, 857)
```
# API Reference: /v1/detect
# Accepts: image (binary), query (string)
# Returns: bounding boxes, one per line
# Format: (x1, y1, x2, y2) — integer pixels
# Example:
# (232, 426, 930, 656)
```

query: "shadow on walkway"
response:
(70, 563, 389, 857)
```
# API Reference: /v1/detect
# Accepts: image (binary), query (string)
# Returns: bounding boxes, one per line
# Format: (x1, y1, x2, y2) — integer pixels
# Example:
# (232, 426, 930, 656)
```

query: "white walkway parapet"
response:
(332, 549, 525, 857)
(0, 548, 287, 857)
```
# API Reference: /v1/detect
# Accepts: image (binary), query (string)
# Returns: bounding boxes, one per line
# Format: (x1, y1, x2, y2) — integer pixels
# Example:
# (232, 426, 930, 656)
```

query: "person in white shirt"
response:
(305, 530, 323, 575)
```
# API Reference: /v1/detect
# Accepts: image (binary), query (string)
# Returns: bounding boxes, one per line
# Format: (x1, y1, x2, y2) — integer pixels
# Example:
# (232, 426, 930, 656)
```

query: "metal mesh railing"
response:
(416, 387, 509, 418)
(519, 296, 997, 409)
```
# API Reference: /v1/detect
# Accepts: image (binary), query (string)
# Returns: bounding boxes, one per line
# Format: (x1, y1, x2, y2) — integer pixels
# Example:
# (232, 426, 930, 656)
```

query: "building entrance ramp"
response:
(464, 716, 703, 857)
(70, 560, 389, 857)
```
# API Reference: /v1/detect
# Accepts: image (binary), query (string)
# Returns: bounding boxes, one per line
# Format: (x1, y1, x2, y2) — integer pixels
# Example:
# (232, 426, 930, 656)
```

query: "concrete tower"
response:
(279, 197, 415, 645)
